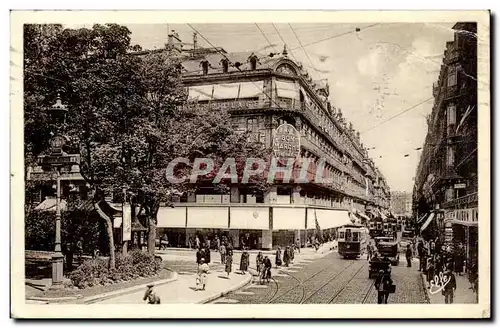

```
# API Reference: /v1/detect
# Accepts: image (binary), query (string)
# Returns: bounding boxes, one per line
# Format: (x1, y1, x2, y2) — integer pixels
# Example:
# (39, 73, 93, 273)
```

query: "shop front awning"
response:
(307, 209, 352, 230)
(420, 212, 435, 232)
(273, 208, 306, 230)
(187, 207, 229, 229)
(157, 207, 187, 228)
(230, 207, 269, 230)
(379, 210, 387, 220)
(356, 211, 371, 221)
(275, 80, 299, 99)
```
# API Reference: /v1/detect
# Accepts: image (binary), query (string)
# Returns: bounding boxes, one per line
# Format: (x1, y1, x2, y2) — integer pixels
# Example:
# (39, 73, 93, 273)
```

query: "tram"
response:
(337, 224, 369, 259)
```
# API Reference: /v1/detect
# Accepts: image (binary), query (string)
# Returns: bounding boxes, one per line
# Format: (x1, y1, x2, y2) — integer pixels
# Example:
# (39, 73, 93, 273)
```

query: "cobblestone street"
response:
(210, 252, 427, 304)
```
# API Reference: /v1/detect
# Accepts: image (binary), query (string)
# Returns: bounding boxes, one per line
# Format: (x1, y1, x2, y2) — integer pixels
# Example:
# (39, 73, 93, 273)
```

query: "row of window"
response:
(201, 57, 258, 75)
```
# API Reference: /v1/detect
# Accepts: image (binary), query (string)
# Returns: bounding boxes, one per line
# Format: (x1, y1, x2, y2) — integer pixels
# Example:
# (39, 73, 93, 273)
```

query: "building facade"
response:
(146, 31, 391, 250)
(412, 23, 477, 271)
(390, 191, 413, 217)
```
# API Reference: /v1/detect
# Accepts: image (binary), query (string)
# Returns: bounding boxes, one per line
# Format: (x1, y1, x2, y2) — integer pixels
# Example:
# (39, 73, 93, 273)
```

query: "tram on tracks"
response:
(337, 224, 369, 259)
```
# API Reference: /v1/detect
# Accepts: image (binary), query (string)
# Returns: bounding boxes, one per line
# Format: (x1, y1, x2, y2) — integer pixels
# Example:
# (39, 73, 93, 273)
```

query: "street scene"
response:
(18, 13, 486, 316)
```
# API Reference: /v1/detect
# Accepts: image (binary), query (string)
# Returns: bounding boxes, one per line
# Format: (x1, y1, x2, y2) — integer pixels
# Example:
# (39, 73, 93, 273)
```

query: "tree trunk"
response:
(148, 218, 156, 255)
(95, 201, 115, 269)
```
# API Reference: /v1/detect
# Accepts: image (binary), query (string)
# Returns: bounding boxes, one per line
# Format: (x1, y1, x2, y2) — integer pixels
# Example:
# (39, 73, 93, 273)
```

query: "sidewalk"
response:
(416, 257, 477, 304)
(93, 263, 251, 304)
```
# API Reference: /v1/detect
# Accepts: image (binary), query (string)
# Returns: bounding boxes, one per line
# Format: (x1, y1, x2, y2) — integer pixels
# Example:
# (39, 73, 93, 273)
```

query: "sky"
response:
(67, 22, 455, 193)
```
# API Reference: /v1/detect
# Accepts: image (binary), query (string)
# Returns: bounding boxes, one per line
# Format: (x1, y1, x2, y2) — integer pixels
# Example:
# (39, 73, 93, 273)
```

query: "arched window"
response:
(201, 61, 209, 75)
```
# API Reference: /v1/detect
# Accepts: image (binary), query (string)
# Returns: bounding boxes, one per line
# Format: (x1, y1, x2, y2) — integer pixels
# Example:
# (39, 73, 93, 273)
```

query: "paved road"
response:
(210, 252, 427, 304)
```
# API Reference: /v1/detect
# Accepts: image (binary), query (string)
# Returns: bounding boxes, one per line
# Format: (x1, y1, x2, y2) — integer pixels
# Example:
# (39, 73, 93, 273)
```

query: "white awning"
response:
(356, 211, 371, 221)
(188, 85, 214, 101)
(307, 209, 352, 230)
(157, 207, 187, 228)
(275, 80, 299, 99)
(229, 207, 269, 230)
(273, 207, 306, 230)
(187, 207, 229, 229)
(212, 83, 240, 100)
(379, 210, 387, 220)
(238, 81, 263, 98)
(420, 212, 435, 232)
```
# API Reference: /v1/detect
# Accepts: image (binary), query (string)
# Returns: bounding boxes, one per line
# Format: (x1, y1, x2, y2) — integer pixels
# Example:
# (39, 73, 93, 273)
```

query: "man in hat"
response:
(143, 284, 161, 304)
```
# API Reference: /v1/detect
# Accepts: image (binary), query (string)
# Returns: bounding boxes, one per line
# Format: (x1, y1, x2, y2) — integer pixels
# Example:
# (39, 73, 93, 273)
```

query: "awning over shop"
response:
(355, 210, 370, 221)
(34, 198, 67, 212)
(212, 83, 240, 100)
(188, 85, 214, 101)
(307, 209, 352, 230)
(157, 207, 187, 228)
(379, 211, 387, 220)
(273, 208, 306, 230)
(229, 207, 269, 230)
(187, 207, 229, 229)
(275, 80, 299, 99)
(238, 81, 264, 98)
(420, 213, 435, 232)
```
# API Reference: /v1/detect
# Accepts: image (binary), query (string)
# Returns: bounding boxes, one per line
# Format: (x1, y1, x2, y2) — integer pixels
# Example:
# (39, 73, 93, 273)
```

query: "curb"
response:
(27, 272, 179, 304)
(197, 272, 252, 304)
(420, 272, 431, 304)
(82, 271, 179, 304)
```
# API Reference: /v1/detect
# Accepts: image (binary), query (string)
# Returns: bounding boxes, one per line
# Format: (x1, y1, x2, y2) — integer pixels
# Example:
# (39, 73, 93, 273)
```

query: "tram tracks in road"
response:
(325, 263, 367, 304)
(267, 259, 356, 304)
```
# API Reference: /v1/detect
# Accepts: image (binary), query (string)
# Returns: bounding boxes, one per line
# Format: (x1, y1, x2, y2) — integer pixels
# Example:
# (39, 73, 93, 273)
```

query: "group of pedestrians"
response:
(417, 237, 458, 303)
(274, 244, 296, 268)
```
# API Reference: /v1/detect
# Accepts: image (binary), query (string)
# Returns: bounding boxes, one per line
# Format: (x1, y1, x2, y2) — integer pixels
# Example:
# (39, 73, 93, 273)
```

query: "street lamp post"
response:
(38, 94, 79, 289)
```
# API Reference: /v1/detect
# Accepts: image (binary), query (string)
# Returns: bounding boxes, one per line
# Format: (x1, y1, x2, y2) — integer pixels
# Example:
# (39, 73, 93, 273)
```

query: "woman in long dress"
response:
(275, 247, 282, 268)
(283, 246, 290, 267)
(240, 250, 249, 274)
(225, 249, 233, 277)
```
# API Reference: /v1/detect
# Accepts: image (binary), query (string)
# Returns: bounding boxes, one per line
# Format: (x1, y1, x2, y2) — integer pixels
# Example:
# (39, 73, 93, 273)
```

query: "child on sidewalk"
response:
(143, 284, 161, 304)
(197, 258, 210, 291)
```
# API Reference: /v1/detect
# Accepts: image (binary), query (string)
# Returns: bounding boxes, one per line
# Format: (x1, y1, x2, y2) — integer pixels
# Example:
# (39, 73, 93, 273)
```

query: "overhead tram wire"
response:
(255, 23, 278, 54)
(271, 23, 300, 63)
(361, 97, 434, 135)
(178, 24, 381, 76)
(288, 23, 317, 74)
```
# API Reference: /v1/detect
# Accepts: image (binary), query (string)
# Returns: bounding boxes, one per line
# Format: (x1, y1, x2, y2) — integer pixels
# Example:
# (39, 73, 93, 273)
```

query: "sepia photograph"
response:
(10, 10, 490, 319)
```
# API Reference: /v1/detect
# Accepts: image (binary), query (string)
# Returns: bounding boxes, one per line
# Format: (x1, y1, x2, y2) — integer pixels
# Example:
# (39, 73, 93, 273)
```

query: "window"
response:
(202, 61, 209, 75)
(222, 60, 229, 73)
(250, 57, 257, 70)
(447, 103, 457, 126)
(246, 117, 259, 141)
(447, 65, 457, 87)
(339, 231, 345, 239)
(446, 146, 455, 167)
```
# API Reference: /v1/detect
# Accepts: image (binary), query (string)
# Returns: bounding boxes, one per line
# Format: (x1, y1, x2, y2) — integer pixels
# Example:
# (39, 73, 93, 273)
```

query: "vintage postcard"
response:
(10, 10, 490, 319)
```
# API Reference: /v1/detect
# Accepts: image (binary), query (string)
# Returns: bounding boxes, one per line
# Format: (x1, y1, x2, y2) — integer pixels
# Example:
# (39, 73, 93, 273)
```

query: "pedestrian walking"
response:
(143, 284, 161, 304)
(406, 244, 413, 267)
(426, 258, 435, 286)
(442, 269, 457, 304)
(283, 246, 290, 267)
(196, 247, 203, 269)
(367, 243, 373, 261)
(275, 247, 282, 267)
(256, 251, 264, 274)
(374, 269, 393, 304)
(219, 243, 226, 264)
(296, 239, 301, 254)
(225, 248, 233, 277)
(240, 249, 249, 274)
(290, 245, 295, 263)
(454, 244, 464, 276)
(418, 241, 425, 271)
(196, 258, 210, 291)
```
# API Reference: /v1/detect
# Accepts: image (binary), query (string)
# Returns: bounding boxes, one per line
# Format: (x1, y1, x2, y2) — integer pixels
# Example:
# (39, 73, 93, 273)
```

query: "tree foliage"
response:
(24, 23, 272, 257)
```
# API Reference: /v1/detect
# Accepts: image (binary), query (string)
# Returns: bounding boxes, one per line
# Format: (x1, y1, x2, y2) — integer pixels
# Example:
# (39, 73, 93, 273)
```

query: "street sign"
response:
(454, 183, 466, 189)
(272, 123, 301, 158)
(38, 154, 80, 166)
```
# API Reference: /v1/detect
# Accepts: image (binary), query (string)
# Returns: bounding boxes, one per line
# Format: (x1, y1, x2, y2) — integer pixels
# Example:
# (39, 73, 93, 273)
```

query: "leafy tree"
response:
(24, 23, 273, 267)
